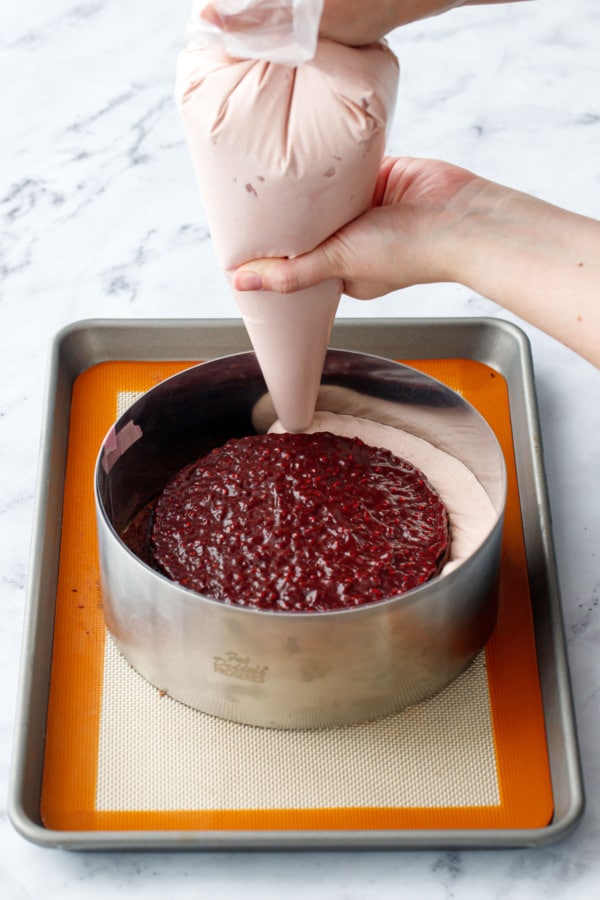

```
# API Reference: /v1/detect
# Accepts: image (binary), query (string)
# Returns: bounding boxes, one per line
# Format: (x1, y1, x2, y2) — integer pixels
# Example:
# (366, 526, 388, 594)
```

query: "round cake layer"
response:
(150, 431, 450, 612)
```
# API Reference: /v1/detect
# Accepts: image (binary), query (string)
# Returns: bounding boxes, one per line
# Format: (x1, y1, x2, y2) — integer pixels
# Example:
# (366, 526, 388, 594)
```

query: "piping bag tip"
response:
(232, 277, 342, 433)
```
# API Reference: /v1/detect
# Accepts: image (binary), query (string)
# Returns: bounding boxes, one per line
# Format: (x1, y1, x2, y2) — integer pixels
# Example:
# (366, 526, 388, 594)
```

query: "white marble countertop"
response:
(1, 0, 599, 896)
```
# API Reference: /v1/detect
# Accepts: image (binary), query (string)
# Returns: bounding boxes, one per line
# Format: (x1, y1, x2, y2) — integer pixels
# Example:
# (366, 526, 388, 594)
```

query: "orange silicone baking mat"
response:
(40, 357, 553, 833)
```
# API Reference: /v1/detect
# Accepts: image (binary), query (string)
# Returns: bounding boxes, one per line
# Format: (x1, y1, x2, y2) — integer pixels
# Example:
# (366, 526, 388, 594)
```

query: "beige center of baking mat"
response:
(97, 637, 497, 812)
(40, 359, 554, 833)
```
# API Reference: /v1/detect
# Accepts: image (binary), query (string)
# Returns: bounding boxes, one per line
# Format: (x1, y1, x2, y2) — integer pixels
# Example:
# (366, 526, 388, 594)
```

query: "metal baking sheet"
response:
(8, 317, 584, 850)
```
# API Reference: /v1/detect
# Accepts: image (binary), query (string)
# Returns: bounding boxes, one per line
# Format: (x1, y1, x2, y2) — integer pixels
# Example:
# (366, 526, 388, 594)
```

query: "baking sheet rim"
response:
(8, 316, 585, 850)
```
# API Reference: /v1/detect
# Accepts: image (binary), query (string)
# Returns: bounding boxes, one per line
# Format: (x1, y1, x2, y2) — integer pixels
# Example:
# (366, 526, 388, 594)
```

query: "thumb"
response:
(233, 246, 336, 294)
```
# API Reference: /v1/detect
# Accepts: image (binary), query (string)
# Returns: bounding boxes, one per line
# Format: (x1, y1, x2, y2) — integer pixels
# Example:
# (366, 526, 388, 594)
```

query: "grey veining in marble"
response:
(1, 0, 599, 896)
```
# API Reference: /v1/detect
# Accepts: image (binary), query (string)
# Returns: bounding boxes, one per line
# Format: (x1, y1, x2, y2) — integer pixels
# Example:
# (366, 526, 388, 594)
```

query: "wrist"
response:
(419, 176, 501, 286)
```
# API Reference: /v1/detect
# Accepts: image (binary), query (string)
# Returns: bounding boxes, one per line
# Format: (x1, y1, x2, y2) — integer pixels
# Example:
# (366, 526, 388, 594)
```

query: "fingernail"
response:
(235, 271, 263, 291)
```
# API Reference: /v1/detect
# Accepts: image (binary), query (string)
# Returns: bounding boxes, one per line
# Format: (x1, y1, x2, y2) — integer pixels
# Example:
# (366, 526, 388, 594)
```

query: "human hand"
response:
(319, 1, 461, 45)
(319, 1, 530, 45)
(233, 157, 481, 298)
(196, 2, 454, 48)
(235, 155, 600, 368)
(198, 2, 523, 49)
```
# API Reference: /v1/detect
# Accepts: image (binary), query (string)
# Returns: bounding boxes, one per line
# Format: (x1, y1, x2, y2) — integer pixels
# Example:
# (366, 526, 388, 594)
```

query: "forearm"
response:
(442, 181, 600, 366)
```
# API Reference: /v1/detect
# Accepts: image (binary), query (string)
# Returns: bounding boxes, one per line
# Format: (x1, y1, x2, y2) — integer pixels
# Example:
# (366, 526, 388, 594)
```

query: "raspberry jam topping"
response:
(148, 431, 450, 612)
